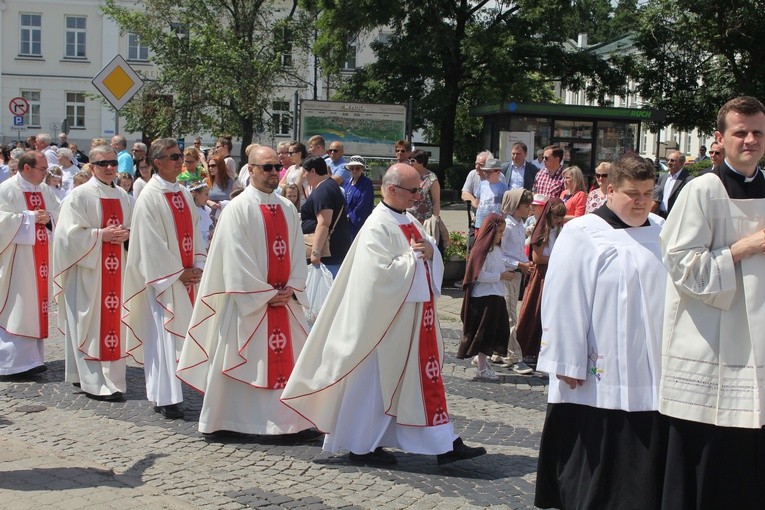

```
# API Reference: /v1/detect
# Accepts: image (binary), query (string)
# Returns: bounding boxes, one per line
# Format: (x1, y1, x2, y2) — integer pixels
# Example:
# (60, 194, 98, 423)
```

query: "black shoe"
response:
(290, 428, 325, 442)
(437, 438, 487, 465)
(154, 404, 184, 419)
(348, 447, 397, 466)
(87, 392, 125, 402)
(72, 382, 81, 388)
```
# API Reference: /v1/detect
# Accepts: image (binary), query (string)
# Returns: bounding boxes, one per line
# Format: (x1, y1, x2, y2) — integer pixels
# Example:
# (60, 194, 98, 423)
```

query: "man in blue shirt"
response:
(111, 135, 133, 173)
(327, 141, 350, 185)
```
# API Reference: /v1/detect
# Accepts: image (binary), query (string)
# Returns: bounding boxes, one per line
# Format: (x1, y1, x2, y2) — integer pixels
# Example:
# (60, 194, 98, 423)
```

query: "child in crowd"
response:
(118, 172, 134, 194)
(46, 166, 67, 201)
(515, 197, 566, 366)
(458, 213, 518, 381)
(491, 188, 534, 375)
(72, 169, 92, 188)
(189, 181, 214, 251)
(282, 183, 302, 211)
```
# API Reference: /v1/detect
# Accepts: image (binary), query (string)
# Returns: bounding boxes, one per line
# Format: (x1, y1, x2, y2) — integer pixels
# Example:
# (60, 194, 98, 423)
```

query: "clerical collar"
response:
(723, 160, 759, 182)
(382, 201, 406, 214)
(592, 203, 649, 229)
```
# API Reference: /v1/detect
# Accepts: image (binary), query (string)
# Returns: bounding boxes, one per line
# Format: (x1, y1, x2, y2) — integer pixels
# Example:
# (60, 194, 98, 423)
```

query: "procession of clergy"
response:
(3, 95, 765, 507)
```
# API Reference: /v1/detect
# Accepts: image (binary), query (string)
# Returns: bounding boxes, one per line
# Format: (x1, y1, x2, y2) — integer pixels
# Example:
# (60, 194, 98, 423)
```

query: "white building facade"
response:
(0, 0, 379, 151)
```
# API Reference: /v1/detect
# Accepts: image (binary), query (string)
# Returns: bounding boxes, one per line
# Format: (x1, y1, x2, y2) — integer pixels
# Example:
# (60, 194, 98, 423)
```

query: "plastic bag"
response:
(304, 263, 333, 329)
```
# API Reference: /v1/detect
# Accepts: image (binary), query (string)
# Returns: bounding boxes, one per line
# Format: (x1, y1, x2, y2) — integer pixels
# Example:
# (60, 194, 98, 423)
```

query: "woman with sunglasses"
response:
(132, 156, 153, 199)
(205, 155, 234, 215)
(585, 162, 611, 213)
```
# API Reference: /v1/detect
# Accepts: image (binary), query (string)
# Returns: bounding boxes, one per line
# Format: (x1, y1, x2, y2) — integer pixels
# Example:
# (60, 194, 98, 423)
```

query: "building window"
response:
(641, 132, 648, 153)
(65, 16, 87, 58)
(20, 14, 42, 56)
(686, 133, 692, 154)
(271, 101, 291, 136)
(279, 29, 293, 68)
(128, 33, 149, 61)
(21, 90, 41, 127)
(66, 92, 86, 128)
(343, 40, 357, 70)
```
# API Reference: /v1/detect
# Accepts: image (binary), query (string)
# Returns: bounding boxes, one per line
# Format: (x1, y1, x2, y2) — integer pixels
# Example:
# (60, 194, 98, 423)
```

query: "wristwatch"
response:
(311, 250, 321, 257)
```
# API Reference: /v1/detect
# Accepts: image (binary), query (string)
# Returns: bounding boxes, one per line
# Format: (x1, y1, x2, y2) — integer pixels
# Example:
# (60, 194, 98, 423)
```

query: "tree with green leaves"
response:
(307, 0, 628, 171)
(629, 0, 765, 134)
(102, 0, 312, 160)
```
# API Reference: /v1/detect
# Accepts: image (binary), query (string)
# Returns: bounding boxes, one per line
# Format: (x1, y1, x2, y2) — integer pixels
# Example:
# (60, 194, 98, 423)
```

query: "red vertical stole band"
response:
(399, 223, 449, 426)
(260, 204, 294, 389)
(163, 192, 195, 303)
(23, 192, 49, 339)
(99, 198, 123, 361)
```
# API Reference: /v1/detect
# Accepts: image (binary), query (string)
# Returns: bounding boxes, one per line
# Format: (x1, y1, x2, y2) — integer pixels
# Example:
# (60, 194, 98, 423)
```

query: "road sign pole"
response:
(114, 108, 119, 136)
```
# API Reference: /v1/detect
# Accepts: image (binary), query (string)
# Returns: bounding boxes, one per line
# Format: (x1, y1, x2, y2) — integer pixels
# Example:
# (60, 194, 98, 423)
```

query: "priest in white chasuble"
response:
(53, 145, 132, 401)
(282, 164, 486, 466)
(534, 153, 668, 510)
(0, 150, 60, 377)
(122, 138, 206, 420)
(177, 146, 315, 436)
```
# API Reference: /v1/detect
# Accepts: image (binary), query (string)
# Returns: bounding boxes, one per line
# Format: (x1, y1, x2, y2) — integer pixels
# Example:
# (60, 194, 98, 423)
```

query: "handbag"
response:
(304, 204, 344, 260)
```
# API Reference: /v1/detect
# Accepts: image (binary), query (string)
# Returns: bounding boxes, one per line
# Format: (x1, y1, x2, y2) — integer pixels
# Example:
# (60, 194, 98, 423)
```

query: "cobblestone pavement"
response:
(0, 206, 550, 510)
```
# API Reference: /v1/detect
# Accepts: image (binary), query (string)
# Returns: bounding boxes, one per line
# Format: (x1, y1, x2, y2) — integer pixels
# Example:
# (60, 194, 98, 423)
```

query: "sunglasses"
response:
(709, 150, 721, 155)
(158, 153, 183, 161)
(543, 156, 556, 161)
(252, 163, 282, 173)
(92, 159, 119, 167)
(327, 149, 340, 153)
(595, 173, 609, 178)
(393, 184, 421, 195)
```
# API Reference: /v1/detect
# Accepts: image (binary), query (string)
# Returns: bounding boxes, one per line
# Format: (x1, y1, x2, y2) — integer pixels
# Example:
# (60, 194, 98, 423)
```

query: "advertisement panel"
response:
(300, 100, 407, 158)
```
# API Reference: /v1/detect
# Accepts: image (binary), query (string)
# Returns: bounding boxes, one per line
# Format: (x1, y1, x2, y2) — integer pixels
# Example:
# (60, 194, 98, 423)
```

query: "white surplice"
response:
(660, 173, 765, 428)
(538, 213, 666, 411)
(53, 177, 132, 395)
(122, 175, 205, 406)
(282, 204, 458, 455)
(0, 174, 60, 374)
(177, 187, 313, 434)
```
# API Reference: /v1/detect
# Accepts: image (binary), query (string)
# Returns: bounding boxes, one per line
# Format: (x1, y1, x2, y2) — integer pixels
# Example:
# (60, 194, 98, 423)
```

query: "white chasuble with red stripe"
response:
(260, 204, 294, 389)
(163, 191, 195, 303)
(22, 191, 49, 339)
(98, 198, 123, 361)
(398, 222, 449, 426)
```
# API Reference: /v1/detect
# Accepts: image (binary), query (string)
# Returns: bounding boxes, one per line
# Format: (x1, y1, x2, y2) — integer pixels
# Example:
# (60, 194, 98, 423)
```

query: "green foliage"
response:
(102, 0, 312, 158)
(444, 165, 470, 191)
(628, 0, 765, 133)
(309, 0, 626, 171)
(684, 159, 712, 176)
(444, 231, 469, 261)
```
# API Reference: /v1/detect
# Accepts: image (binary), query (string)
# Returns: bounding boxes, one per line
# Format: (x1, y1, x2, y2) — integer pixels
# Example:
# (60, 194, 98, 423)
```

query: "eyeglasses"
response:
(158, 153, 183, 161)
(543, 156, 556, 161)
(392, 184, 421, 195)
(209, 163, 217, 167)
(252, 163, 282, 173)
(327, 149, 340, 153)
(595, 173, 609, 178)
(667, 159, 677, 163)
(92, 160, 119, 167)
(709, 150, 721, 155)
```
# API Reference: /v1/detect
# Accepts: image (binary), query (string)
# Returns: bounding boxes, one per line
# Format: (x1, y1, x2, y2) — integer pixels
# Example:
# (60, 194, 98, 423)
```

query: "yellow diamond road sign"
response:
(92, 54, 144, 111)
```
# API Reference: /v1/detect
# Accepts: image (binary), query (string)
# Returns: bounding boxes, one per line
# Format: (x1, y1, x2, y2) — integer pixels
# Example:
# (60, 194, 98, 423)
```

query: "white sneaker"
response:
(476, 367, 500, 381)
(489, 354, 503, 364)
(509, 361, 533, 375)
(471, 356, 479, 366)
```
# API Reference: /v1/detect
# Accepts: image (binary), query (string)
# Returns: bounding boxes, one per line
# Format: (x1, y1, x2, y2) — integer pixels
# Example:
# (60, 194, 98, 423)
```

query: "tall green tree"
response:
(629, 0, 765, 133)
(308, 0, 627, 170)
(103, 0, 311, 160)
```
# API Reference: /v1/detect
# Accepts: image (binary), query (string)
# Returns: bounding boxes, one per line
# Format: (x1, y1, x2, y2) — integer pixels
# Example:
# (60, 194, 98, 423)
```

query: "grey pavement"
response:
(0, 203, 550, 510)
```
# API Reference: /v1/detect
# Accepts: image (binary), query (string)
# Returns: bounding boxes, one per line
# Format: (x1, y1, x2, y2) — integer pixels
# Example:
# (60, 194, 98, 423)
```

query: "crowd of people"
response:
(2, 95, 765, 506)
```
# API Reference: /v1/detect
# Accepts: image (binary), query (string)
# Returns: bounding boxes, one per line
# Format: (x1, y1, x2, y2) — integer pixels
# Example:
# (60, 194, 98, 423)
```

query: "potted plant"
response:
(442, 230, 468, 282)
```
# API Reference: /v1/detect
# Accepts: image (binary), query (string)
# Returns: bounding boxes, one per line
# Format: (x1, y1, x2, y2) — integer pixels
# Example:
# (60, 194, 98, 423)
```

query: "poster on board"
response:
(300, 100, 406, 158)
